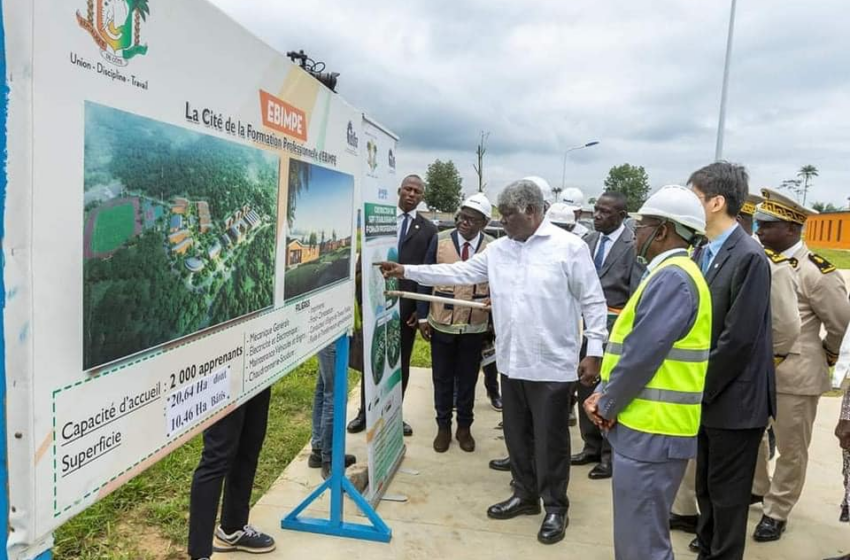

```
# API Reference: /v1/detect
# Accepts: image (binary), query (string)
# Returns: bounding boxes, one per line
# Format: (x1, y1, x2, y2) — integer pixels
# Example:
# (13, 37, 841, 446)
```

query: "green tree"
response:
(425, 159, 463, 212)
(797, 164, 819, 206)
(812, 201, 840, 213)
(603, 164, 650, 212)
(779, 178, 803, 201)
(287, 159, 312, 223)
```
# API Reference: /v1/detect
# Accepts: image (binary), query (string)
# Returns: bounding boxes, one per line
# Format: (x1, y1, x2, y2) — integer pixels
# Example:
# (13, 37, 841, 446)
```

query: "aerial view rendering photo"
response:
(82, 102, 281, 369)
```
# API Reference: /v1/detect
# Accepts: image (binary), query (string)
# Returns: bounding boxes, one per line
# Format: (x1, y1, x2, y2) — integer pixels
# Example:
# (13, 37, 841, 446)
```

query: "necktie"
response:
(461, 242, 470, 261)
(594, 235, 609, 271)
(398, 213, 410, 251)
(701, 247, 713, 274)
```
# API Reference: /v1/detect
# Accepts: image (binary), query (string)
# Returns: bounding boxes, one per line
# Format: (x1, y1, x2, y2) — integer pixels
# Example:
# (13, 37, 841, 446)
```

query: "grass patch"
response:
(411, 334, 432, 368)
(284, 252, 351, 299)
(54, 358, 359, 560)
(811, 248, 850, 270)
(92, 203, 135, 253)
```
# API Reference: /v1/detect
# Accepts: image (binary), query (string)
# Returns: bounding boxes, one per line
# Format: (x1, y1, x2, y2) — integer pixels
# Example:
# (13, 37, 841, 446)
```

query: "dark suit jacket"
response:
(693, 226, 776, 429)
(398, 212, 438, 322)
(585, 227, 645, 330)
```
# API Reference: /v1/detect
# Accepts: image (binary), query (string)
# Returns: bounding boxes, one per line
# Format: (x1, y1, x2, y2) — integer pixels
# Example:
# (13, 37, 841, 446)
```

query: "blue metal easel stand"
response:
(281, 335, 391, 543)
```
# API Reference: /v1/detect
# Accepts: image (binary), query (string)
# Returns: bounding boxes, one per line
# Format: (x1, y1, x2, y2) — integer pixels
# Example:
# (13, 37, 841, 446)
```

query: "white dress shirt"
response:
(593, 223, 626, 265)
(404, 219, 608, 382)
(458, 231, 481, 258)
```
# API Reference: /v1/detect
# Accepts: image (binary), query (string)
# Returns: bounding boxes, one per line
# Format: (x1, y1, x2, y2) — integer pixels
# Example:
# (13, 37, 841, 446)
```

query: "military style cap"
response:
(739, 193, 764, 217)
(755, 188, 816, 225)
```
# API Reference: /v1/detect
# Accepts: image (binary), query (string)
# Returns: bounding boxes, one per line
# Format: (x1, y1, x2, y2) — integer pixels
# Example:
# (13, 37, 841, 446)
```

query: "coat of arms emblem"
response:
(77, 0, 150, 66)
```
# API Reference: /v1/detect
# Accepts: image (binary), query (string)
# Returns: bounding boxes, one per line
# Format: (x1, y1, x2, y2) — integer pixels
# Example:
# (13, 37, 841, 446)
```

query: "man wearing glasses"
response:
(416, 194, 494, 453)
(685, 162, 775, 560)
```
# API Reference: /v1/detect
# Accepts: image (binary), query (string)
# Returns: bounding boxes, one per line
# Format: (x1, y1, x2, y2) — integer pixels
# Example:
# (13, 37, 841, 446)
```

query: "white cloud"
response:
(209, 0, 850, 207)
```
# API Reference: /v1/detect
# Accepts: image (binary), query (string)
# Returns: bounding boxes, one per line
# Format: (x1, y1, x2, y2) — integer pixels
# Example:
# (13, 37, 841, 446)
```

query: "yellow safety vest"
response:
(600, 255, 712, 437)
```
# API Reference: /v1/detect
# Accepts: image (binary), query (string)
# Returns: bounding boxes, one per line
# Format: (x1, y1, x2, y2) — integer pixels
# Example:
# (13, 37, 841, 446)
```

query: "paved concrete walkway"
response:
(243, 368, 848, 560)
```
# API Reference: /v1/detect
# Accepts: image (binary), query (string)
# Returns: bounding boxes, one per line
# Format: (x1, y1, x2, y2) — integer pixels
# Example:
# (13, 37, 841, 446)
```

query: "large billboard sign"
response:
(3, 1, 363, 556)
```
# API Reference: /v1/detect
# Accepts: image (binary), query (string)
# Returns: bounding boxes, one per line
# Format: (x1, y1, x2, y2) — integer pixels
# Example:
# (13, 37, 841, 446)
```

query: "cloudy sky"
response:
(210, 0, 849, 207)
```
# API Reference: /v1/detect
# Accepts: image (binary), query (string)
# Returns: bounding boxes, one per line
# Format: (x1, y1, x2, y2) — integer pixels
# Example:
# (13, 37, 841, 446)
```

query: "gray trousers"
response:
(612, 451, 687, 560)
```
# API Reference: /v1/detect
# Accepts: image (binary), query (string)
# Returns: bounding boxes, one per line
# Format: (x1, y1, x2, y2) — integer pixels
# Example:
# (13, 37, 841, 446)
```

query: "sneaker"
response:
(309, 449, 355, 469)
(213, 524, 276, 554)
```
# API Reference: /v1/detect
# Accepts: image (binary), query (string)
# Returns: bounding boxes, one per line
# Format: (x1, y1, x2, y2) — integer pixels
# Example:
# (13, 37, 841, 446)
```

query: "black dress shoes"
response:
(403, 421, 413, 437)
(753, 515, 786, 542)
(588, 461, 612, 480)
(570, 450, 601, 466)
(489, 457, 511, 471)
(538, 513, 568, 545)
(823, 555, 850, 560)
(669, 513, 699, 533)
(486, 495, 541, 520)
(688, 537, 700, 553)
(347, 410, 366, 433)
(489, 394, 503, 411)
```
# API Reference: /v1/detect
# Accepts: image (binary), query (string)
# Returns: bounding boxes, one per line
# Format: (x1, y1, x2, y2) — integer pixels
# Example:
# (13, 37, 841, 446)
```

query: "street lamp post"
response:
(561, 141, 600, 192)
(715, 0, 738, 161)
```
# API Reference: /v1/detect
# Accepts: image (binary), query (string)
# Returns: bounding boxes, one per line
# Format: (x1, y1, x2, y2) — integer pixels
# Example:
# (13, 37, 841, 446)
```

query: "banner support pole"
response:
(0, 4, 51, 556)
(281, 334, 391, 543)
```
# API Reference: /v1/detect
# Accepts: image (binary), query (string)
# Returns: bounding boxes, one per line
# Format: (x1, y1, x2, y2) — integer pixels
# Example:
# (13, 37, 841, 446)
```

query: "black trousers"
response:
(695, 426, 764, 560)
(577, 380, 611, 462)
(501, 375, 574, 515)
(576, 337, 610, 461)
(431, 330, 485, 428)
(482, 362, 500, 398)
(188, 388, 271, 558)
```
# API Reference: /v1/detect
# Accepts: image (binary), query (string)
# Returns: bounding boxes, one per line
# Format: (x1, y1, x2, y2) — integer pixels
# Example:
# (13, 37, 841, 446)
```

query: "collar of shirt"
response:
(458, 231, 481, 254)
(397, 207, 418, 222)
(523, 218, 556, 241)
(706, 222, 739, 256)
(646, 248, 689, 272)
(781, 240, 803, 260)
(598, 223, 626, 247)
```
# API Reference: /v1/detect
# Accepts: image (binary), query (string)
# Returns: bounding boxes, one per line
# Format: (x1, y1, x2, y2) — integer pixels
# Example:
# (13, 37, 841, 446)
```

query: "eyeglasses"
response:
(456, 213, 483, 225)
(634, 220, 664, 230)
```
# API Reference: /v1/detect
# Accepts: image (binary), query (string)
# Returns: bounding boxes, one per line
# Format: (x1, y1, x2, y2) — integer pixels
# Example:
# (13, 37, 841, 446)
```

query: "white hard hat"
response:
(461, 192, 492, 220)
(561, 187, 585, 207)
(635, 185, 706, 235)
(546, 202, 577, 225)
(523, 176, 554, 204)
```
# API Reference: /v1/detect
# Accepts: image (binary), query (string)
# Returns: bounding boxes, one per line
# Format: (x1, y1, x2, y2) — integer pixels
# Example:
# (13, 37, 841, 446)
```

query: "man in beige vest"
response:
(417, 193, 494, 453)
(751, 188, 850, 542)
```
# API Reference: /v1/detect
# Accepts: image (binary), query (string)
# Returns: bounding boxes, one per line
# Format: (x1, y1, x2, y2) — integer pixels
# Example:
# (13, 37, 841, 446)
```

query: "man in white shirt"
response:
(377, 179, 608, 545)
